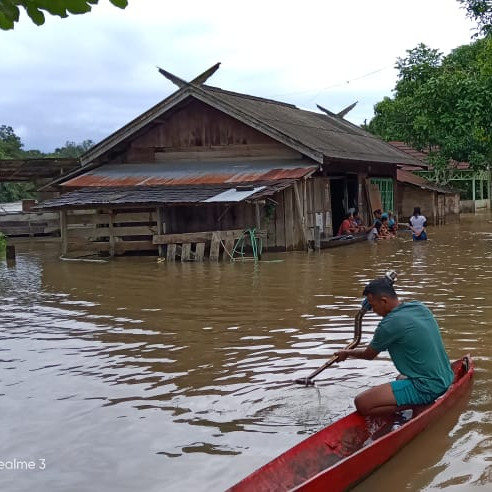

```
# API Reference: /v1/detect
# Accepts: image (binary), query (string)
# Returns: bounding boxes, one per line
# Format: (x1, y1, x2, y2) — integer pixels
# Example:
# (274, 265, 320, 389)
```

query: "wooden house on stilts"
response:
(39, 64, 422, 260)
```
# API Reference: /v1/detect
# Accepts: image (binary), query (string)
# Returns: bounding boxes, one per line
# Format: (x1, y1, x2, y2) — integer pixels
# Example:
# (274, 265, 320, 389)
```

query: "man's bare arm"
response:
(335, 346, 379, 361)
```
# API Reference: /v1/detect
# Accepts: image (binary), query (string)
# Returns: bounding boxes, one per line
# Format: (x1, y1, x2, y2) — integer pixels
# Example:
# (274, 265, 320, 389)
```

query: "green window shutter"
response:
(370, 178, 394, 212)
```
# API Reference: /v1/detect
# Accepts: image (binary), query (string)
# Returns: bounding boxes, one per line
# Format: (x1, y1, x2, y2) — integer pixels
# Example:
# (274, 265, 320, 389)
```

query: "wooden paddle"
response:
(295, 271, 397, 386)
(294, 299, 369, 386)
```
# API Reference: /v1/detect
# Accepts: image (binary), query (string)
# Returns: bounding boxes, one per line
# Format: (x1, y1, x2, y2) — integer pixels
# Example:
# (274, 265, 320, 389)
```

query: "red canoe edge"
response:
(228, 355, 474, 492)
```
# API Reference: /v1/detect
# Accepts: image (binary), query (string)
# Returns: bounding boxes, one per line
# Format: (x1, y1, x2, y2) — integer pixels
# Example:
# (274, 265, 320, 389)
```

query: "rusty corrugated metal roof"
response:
(63, 161, 317, 187)
(397, 169, 458, 194)
(389, 142, 429, 166)
(36, 181, 295, 210)
(390, 142, 471, 171)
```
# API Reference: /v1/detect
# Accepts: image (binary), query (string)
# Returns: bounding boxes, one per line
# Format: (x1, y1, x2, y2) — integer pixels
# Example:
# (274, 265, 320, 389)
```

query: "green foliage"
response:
(0, 126, 93, 203)
(369, 96, 414, 143)
(367, 38, 492, 183)
(50, 139, 94, 158)
(394, 44, 443, 98)
(0, 0, 128, 30)
(0, 125, 23, 158)
(0, 232, 6, 253)
(0, 125, 33, 202)
(457, 0, 492, 37)
(0, 182, 36, 202)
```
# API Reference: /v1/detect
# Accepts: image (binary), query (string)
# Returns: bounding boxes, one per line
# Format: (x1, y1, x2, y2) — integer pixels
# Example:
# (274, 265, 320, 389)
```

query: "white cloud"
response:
(1, 0, 476, 151)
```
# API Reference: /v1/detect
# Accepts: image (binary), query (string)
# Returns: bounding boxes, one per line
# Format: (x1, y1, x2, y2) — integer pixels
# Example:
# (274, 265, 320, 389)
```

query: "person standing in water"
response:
(409, 207, 427, 241)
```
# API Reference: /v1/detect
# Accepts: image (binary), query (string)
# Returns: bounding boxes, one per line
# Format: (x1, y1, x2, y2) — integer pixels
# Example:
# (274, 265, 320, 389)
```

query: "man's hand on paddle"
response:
(334, 346, 379, 361)
(335, 349, 351, 361)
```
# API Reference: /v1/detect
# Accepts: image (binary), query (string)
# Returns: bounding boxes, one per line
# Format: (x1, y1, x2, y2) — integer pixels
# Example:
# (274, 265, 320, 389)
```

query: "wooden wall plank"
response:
(113, 212, 157, 223)
(157, 207, 164, 257)
(67, 212, 158, 226)
(293, 181, 308, 248)
(209, 232, 220, 261)
(66, 241, 111, 252)
(181, 243, 191, 261)
(153, 229, 244, 245)
(112, 226, 157, 236)
(60, 211, 67, 256)
(167, 244, 176, 262)
(68, 226, 157, 239)
(275, 192, 286, 250)
(367, 179, 383, 212)
(67, 214, 110, 225)
(265, 202, 276, 250)
(114, 241, 155, 253)
(283, 188, 294, 250)
(195, 242, 205, 261)
(0, 212, 59, 223)
(109, 212, 115, 257)
(224, 231, 235, 259)
(126, 100, 303, 163)
(154, 144, 300, 162)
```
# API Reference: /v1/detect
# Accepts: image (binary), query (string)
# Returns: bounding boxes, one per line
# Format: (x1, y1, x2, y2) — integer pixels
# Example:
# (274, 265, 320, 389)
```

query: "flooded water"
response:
(0, 213, 491, 491)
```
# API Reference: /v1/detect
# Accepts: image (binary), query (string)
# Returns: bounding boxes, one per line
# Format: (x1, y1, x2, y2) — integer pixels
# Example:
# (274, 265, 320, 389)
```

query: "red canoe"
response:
(228, 355, 474, 492)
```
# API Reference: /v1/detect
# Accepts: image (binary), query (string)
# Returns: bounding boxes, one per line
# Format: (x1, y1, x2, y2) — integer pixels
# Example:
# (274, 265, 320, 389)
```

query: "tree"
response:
(0, 127, 98, 202)
(0, 182, 36, 202)
(0, 125, 23, 159)
(0, 0, 128, 30)
(50, 139, 94, 158)
(394, 44, 443, 98)
(457, 0, 492, 37)
(366, 38, 492, 180)
(0, 125, 36, 202)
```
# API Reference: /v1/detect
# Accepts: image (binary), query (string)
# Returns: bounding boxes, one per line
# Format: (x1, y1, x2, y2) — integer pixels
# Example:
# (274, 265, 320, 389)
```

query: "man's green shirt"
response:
(370, 301, 454, 396)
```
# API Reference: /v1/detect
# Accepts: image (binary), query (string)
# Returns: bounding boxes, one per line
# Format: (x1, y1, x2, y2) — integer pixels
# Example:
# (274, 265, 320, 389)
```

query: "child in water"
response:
(388, 211, 398, 234)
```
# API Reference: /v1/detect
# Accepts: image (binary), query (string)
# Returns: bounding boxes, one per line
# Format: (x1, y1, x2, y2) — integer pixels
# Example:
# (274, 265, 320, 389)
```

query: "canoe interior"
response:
(229, 356, 473, 492)
(320, 233, 367, 249)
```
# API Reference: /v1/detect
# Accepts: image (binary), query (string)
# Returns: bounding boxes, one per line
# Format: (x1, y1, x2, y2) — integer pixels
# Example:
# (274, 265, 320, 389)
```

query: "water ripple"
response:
(0, 217, 491, 491)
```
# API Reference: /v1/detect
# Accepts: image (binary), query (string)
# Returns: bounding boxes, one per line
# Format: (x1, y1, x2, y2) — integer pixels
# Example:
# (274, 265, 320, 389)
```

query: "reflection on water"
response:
(0, 213, 491, 491)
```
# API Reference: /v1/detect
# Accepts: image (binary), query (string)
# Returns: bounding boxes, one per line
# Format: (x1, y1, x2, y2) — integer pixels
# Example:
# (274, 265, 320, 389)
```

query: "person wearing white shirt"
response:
(409, 207, 427, 241)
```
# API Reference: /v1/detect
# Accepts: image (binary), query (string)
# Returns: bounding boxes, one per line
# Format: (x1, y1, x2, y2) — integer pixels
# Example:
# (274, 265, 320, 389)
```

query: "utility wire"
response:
(270, 64, 394, 102)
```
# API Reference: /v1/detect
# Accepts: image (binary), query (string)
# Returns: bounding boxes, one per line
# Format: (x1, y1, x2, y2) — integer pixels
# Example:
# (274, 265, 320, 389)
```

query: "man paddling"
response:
(335, 278, 454, 416)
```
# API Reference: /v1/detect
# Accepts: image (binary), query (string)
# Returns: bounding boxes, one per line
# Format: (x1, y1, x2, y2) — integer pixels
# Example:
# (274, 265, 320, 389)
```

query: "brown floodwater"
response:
(0, 213, 491, 491)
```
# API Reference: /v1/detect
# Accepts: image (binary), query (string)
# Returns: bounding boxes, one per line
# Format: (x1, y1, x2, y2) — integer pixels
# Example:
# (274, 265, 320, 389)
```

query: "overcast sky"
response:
(1, 0, 476, 152)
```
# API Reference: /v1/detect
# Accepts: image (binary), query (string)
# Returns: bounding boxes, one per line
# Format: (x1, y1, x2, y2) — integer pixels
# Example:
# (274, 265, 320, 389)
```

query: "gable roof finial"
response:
(316, 104, 337, 117)
(157, 62, 221, 88)
(316, 101, 358, 119)
(337, 101, 358, 119)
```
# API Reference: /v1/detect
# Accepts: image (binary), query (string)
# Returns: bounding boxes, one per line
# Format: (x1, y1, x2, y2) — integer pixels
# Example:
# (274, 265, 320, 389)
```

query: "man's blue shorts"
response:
(390, 379, 436, 406)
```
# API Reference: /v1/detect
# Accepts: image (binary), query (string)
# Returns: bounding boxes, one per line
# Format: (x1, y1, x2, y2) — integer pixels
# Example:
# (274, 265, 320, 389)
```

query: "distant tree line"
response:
(0, 125, 93, 203)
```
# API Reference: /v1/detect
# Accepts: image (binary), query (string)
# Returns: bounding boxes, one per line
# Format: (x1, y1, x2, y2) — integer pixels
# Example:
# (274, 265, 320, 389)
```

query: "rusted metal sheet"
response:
(389, 142, 430, 166)
(62, 161, 317, 187)
(397, 169, 456, 194)
(36, 181, 296, 210)
(390, 142, 470, 171)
